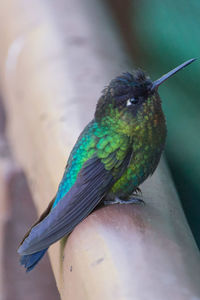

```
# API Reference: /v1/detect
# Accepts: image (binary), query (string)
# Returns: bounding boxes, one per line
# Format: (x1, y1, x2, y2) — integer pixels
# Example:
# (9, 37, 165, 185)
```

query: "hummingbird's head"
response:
(94, 71, 156, 136)
(95, 71, 153, 118)
(105, 70, 153, 111)
(95, 59, 195, 136)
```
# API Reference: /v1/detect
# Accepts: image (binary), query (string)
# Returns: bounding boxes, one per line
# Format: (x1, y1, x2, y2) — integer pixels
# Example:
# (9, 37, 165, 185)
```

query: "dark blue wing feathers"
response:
(18, 157, 113, 255)
(18, 152, 132, 270)
(20, 249, 48, 272)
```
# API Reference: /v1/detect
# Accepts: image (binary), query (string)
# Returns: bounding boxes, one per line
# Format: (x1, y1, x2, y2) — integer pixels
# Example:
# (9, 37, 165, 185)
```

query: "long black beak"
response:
(151, 58, 196, 92)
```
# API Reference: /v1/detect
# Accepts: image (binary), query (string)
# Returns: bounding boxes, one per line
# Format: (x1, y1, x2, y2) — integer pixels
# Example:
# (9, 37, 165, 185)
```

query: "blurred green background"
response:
(107, 0, 200, 247)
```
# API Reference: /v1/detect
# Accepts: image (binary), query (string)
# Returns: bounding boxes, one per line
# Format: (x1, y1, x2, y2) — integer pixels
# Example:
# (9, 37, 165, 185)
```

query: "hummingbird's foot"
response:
(128, 196, 145, 205)
(104, 196, 145, 206)
(133, 187, 142, 196)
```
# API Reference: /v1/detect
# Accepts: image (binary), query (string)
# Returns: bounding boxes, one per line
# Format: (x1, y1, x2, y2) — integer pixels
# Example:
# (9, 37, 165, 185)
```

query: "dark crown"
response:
(104, 71, 152, 102)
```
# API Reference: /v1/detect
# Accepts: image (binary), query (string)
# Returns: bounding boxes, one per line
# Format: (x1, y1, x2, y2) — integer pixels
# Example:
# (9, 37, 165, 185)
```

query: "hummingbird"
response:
(18, 58, 195, 271)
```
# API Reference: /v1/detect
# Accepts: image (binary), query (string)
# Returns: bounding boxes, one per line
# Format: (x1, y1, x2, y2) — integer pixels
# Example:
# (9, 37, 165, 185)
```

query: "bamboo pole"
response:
(0, 0, 199, 299)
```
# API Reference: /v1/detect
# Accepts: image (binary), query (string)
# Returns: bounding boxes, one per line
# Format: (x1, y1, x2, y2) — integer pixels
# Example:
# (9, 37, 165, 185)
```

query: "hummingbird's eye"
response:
(126, 97, 139, 107)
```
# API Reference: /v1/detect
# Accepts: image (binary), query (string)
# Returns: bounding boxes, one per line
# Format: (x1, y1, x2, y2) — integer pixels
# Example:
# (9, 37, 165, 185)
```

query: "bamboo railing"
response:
(0, 0, 199, 299)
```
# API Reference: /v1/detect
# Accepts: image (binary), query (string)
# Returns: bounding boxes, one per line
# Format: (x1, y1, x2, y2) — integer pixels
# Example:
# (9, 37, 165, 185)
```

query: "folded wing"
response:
(18, 151, 132, 255)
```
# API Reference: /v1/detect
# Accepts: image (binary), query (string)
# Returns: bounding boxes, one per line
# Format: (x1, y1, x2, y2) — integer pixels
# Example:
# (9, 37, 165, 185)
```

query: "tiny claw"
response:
(133, 187, 142, 196)
(127, 197, 145, 205)
(104, 196, 145, 206)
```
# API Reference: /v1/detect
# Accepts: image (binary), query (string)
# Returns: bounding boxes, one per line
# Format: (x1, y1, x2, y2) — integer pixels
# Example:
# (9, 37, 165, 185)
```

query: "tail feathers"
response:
(20, 248, 48, 272)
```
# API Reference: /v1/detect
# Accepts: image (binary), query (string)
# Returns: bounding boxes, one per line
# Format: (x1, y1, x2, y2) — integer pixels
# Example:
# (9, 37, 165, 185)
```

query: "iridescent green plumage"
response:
(55, 71, 166, 206)
(53, 118, 132, 207)
(18, 59, 195, 271)
(110, 94, 166, 198)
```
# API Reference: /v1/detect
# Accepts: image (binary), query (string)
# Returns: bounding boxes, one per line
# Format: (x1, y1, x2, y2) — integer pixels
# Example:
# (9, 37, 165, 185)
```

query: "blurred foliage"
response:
(130, 0, 200, 246)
